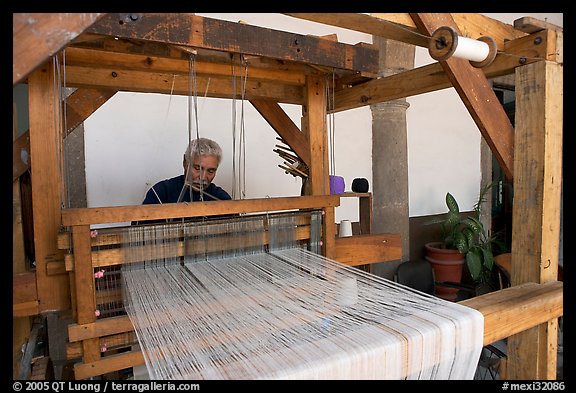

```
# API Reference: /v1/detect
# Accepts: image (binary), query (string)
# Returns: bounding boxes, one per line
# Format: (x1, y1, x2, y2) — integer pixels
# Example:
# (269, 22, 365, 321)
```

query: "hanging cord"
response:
(238, 55, 249, 200)
(53, 53, 69, 210)
(178, 53, 202, 203)
(231, 55, 237, 199)
(230, 54, 249, 200)
(324, 72, 336, 177)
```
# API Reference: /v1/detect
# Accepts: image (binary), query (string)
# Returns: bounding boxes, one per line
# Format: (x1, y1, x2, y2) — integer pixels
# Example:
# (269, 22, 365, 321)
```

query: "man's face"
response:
(184, 154, 219, 191)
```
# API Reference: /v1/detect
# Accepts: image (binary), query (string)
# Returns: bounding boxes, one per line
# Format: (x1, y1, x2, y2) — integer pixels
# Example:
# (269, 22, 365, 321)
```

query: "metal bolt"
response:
(519, 57, 527, 65)
(534, 36, 542, 45)
(111, 71, 118, 78)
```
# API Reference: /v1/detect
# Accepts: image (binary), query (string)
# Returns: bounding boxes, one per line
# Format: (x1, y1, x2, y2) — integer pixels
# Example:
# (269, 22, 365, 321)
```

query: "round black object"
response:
(352, 178, 369, 193)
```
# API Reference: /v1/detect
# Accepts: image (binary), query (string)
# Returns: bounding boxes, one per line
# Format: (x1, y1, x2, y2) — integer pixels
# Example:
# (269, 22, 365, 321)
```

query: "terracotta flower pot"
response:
(424, 242, 465, 301)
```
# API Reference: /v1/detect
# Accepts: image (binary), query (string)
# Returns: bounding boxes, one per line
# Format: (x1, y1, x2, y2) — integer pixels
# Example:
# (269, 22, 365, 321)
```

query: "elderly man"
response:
(142, 137, 231, 204)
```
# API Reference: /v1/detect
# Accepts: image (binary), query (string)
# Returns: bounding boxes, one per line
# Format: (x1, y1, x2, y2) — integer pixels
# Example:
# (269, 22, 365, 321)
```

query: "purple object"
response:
(329, 175, 345, 194)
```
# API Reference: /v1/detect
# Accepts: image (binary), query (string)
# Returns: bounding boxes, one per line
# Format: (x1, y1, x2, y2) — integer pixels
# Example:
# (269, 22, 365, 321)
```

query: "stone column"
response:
(369, 36, 414, 279)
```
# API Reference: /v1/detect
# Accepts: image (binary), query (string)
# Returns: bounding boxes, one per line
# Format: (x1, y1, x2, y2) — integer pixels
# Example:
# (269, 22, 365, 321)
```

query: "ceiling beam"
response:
(85, 13, 379, 75)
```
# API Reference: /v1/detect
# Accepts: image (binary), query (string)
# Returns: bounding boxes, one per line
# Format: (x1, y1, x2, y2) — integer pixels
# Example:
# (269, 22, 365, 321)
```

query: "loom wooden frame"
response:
(13, 13, 563, 380)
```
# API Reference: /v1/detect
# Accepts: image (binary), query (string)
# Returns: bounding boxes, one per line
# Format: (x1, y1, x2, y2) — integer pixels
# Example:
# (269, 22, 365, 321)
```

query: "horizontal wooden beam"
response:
(61, 195, 340, 226)
(65, 65, 305, 104)
(286, 13, 528, 50)
(64, 47, 308, 86)
(460, 281, 563, 346)
(284, 13, 429, 48)
(334, 233, 402, 266)
(86, 13, 379, 75)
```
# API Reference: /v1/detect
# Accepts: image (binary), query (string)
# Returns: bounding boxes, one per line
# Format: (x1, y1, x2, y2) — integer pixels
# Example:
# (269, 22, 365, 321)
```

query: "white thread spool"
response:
(429, 26, 497, 68)
(339, 220, 353, 237)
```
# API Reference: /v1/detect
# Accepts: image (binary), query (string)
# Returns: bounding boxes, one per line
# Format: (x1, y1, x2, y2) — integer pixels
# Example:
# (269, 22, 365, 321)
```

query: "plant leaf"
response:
(482, 248, 494, 271)
(453, 231, 468, 253)
(446, 193, 459, 214)
(466, 249, 482, 281)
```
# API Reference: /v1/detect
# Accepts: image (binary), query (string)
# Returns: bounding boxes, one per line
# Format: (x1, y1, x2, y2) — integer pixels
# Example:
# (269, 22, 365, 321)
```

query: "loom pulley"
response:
(428, 26, 498, 68)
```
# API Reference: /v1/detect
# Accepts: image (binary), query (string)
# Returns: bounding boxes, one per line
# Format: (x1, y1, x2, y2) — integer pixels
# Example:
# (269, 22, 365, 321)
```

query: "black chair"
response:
(394, 259, 476, 301)
(394, 259, 435, 295)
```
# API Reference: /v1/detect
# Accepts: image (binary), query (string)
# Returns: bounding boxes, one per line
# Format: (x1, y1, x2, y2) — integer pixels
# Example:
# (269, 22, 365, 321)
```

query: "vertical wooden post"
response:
(28, 57, 70, 311)
(508, 60, 563, 379)
(304, 75, 333, 257)
(72, 224, 100, 364)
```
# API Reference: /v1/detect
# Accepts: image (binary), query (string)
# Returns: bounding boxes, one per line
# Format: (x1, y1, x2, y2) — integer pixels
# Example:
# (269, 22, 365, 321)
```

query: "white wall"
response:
(83, 13, 562, 223)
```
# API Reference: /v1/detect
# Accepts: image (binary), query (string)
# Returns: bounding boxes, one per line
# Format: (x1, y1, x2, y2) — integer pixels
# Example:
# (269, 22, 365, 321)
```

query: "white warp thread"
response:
(122, 222, 483, 380)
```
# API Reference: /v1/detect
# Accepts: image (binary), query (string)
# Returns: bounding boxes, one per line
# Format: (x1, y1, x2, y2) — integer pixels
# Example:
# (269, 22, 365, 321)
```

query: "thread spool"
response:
(429, 26, 497, 68)
(329, 175, 345, 194)
(339, 220, 353, 237)
(352, 178, 369, 193)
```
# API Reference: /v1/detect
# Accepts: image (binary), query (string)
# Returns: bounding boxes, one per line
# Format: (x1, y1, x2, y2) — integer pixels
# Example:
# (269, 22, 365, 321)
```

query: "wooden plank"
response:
(508, 60, 563, 380)
(411, 13, 515, 181)
(65, 65, 305, 105)
(13, 272, 37, 305)
(13, 13, 105, 85)
(284, 13, 428, 48)
(86, 13, 379, 74)
(287, 13, 528, 51)
(514, 16, 563, 33)
(13, 301, 40, 318)
(459, 281, 563, 346)
(75, 349, 144, 380)
(28, 60, 71, 312)
(65, 47, 307, 86)
(69, 315, 134, 343)
(334, 233, 401, 266)
(71, 225, 100, 364)
(61, 195, 340, 226)
(250, 99, 310, 166)
(371, 13, 528, 48)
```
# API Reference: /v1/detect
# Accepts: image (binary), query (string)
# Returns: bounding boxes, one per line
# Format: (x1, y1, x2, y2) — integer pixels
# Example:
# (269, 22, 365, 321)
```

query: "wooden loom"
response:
(13, 13, 563, 380)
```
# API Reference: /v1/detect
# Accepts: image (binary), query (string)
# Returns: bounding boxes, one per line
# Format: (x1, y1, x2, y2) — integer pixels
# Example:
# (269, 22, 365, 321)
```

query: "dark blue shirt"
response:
(134, 175, 232, 225)
(142, 175, 231, 204)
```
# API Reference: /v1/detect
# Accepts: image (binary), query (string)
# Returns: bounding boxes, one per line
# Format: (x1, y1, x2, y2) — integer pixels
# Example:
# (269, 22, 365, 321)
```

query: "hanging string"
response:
(230, 54, 249, 200)
(238, 55, 249, 199)
(230, 55, 238, 200)
(326, 71, 336, 176)
(178, 53, 202, 204)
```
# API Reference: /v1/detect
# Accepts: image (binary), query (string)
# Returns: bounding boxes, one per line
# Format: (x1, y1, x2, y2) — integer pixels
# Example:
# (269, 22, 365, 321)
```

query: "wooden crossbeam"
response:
(86, 13, 379, 75)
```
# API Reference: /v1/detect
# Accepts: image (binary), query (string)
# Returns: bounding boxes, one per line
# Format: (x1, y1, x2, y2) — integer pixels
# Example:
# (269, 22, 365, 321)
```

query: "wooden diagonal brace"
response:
(411, 13, 515, 180)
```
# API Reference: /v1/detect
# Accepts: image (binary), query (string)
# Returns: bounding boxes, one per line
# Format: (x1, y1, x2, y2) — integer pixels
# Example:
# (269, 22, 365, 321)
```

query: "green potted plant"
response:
(424, 182, 506, 299)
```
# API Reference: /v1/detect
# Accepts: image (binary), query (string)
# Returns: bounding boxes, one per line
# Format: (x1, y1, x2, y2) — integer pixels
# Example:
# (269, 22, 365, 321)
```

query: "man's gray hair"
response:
(184, 138, 223, 163)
